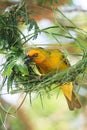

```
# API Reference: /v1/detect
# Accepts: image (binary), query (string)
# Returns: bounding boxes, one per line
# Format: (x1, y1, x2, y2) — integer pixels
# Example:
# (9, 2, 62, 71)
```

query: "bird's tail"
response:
(65, 91, 81, 110)
(61, 82, 81, 110)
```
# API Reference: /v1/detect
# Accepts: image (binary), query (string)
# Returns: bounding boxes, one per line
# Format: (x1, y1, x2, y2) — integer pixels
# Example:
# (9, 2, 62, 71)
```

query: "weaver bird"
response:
(26, 47, 81, 110)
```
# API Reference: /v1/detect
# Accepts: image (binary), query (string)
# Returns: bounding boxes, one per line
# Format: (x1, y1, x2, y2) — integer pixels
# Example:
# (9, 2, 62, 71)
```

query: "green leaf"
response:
(3, 60, 16, 76)
(7, 72, 14, 93)
(17, 63, 29, 76)
(28, 19, 39, 39)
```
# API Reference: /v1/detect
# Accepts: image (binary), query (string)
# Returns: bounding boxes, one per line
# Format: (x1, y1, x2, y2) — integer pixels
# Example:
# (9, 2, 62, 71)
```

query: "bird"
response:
(26, 47, 81, 110)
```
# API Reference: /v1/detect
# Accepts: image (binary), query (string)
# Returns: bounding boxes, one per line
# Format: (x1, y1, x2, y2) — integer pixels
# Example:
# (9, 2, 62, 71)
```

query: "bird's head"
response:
(25, 48, 46, 64)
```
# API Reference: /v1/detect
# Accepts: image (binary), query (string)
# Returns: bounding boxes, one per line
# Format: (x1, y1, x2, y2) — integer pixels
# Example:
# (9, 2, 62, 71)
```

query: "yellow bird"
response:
(26, 47, 81, 110)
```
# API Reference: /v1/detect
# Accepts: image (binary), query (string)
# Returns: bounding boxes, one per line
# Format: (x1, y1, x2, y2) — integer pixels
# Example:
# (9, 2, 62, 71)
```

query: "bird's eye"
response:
(33, 53, 38, 57)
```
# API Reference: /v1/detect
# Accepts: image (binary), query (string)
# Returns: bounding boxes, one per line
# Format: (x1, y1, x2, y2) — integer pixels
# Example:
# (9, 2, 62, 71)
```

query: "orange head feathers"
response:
(27, 48, 47, 64)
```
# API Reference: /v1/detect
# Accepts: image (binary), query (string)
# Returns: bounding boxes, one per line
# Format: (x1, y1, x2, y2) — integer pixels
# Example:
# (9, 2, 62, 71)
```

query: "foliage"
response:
(0, 1, 39, 94)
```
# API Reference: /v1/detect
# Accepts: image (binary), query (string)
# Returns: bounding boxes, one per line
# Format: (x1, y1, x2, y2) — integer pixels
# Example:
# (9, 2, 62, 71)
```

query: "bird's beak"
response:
(24, 55, 33, 64)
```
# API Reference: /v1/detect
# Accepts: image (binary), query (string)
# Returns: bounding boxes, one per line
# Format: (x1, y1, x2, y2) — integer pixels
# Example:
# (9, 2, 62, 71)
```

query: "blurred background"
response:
(0, 0, 87, 130)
